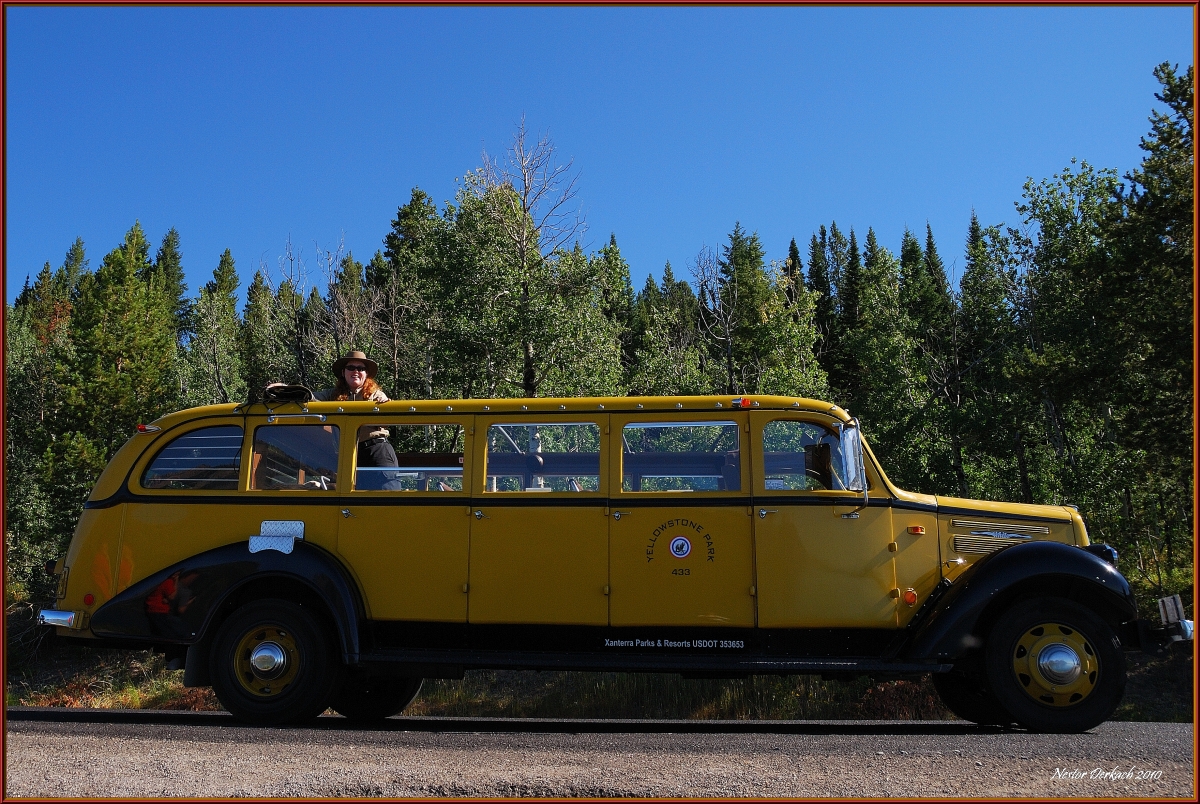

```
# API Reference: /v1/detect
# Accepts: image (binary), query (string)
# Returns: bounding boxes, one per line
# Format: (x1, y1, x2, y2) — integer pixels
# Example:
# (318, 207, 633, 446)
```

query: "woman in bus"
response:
(269, 351, 398, 477)
(313, 352, 399, 477)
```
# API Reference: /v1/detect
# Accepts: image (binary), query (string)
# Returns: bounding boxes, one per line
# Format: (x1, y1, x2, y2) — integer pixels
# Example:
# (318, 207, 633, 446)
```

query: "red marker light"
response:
(83, 594, 94, 606)
(902, 589, 918, 606)
(907, 526, 926, 535)
(136, 424, 161, 433)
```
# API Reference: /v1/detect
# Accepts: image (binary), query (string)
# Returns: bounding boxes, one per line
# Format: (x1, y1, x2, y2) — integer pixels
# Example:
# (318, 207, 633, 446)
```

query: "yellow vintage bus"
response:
(39, 393, 1191, 730)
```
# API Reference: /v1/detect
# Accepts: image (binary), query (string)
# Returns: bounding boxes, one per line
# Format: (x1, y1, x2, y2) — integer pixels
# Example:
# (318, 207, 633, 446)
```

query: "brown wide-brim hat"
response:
(332, 351, 378, 379)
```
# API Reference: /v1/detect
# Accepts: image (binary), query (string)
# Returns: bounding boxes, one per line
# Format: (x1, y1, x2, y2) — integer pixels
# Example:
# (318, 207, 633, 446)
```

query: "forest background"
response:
(3, 64, 1192, 716)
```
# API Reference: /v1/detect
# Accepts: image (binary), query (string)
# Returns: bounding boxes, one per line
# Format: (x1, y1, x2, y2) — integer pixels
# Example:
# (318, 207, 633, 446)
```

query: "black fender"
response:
(89, 540, 365, 662)
(901, 541, 1138, 662)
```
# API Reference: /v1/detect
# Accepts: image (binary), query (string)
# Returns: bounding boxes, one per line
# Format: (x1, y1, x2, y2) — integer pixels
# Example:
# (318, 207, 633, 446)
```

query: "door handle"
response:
(612, 510, 631, 521)
(341, 509, 354, 518)
(758, 508, 778, 519)
(474, 510, 489, 520)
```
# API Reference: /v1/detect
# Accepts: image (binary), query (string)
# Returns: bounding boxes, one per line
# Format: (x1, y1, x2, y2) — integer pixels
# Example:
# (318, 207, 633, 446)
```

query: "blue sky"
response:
(5, 5, 1193, 306)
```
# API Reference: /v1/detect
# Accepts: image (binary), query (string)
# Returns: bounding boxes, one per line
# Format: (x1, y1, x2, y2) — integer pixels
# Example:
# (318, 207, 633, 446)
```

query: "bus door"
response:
(750, 412, 897, 628)
(468, 416, 609, 625)
(336, 418, 473, 622)
(608, 412, 756, 628)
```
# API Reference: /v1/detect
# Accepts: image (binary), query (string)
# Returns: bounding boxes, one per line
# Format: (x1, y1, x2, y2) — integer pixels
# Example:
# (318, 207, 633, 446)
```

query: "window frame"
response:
(347, 416, 474, 496)
(246, 420, 343, 494)
(609, 411, 750, 498)
(475, 415, 608, 497)
(130, 417, 247, 495)
(750, 411, 876, 496)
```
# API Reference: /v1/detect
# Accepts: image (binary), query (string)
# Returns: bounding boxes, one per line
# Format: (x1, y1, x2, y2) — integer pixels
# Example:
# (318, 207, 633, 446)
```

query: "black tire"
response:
(209, 598, 338, 725)
(984, 597, 1125, 733)
(932, 671, 1013, 726)
(330, 673, 423, 722)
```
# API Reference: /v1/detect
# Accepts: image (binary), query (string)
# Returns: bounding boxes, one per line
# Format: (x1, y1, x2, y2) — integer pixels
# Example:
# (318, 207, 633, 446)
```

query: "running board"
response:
(357, 648, 951, 676)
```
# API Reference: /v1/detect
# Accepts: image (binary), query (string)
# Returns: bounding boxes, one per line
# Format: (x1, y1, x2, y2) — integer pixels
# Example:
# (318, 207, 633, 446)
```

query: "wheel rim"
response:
(234, 625, 301, 697)
(1011, 622, 1098, 707)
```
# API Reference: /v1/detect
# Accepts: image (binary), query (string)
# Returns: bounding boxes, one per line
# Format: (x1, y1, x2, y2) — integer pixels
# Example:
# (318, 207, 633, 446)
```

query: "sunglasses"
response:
(344, 364, 368, 373)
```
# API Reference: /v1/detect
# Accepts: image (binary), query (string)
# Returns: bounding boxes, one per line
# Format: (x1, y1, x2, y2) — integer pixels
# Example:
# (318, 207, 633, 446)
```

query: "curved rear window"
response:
(141, 425, 244, 490)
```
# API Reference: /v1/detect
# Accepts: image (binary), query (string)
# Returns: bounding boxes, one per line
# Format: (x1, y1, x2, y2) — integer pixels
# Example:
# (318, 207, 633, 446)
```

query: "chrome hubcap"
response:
(1037, 643, 1082, 685)
(249, 642, 287, 678)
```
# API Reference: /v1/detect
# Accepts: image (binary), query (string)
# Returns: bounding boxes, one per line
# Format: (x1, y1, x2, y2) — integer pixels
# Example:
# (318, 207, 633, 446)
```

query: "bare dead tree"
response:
(374, 256, 436, 399)
(271, 237, 315, 386)
(481, 117, 586, 263)
(316, 235, 383, 361)
(693, 245, 738, 394)
(478, 117, 586, 396)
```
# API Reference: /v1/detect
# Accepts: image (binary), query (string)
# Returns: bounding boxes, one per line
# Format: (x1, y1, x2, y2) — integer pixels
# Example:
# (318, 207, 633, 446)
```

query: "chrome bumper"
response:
(1137, 594, 1195, 651)
(1158, 594, 1193, 641)
(37, 609, 75, 628)
(1168, 619, 1194, 641)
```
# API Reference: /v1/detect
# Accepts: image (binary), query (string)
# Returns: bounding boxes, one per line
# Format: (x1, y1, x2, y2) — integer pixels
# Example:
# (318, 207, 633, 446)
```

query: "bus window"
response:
(761, 419, 850, 491)
(622, 421, 740, 492)
(250, 425, 340, 491)
(485, 422, 600, 492)
(141, 425, 243, 490)
(356, 423, 465, 492)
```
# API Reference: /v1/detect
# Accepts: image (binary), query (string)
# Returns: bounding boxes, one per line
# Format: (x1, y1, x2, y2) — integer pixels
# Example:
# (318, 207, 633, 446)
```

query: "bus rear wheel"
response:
(210, 599, 338, 725)
(331, 673, 423, 722)
(932, 670, 1012, 726)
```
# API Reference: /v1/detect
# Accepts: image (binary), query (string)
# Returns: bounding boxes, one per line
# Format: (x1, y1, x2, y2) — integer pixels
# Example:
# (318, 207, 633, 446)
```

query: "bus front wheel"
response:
(209, 598, 338, 725)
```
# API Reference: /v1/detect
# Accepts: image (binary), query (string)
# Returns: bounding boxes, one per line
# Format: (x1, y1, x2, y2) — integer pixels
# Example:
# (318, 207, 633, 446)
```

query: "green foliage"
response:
(239, 270, 283, 397)
(151, 227, 191, 337)
(629, 264, 708, 395)
(183, 250, 246, 406)
(64, 223, 179, 456)
(840, 230, 923, 483)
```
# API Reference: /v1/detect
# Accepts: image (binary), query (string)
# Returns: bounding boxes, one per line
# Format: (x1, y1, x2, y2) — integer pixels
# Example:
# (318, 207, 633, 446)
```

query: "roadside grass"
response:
(1113, 647, 1194, 723)
(6, 641, 221, 711)
(405, 671, 950, 720)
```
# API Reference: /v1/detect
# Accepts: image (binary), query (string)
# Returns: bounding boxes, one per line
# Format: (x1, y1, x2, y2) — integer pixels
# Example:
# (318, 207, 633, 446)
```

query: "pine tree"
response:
(720, 223, 772, 392)
(757, 258, 829, 400)
(1104, 63, 1193, 468)
(630, 271, 663, 359)
(377, 190, 446, 397)
(629, 267, 707, 396)
(152, 228, 191, 337)
(840, 228, 863, 333)
(784, 238, 803, 312)
(63, 222, 177, 456)
(805, 228, 836, 361)
(898, 228, 925, 331)
(185, 250, 246, 405)
(840, 231, 920, 478)
(956, 213, 1020, 500)
(240, 270, 280, 397)
(829, 227, 865, 408)
(59, 237, 87, 298)
(893, 225, 960, 496)
(592, 235, 636, 371)
(826, 222, 850, 304)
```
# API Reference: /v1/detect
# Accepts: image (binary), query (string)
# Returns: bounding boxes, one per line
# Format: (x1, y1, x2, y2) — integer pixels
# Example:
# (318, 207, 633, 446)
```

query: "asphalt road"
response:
(4, 709, 1194, 798)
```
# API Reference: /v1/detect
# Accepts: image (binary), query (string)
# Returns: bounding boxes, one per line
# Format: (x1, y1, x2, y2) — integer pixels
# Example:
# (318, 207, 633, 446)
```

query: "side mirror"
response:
(842, 420, 867, 492)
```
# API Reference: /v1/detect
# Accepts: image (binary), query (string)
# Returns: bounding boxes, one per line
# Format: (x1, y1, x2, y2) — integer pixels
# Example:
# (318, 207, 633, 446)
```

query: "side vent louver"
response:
(950, 519, 1047, 555)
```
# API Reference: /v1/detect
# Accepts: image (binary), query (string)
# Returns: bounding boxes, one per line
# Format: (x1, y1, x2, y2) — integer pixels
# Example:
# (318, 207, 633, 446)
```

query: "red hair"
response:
(332, 375, 381, 401)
